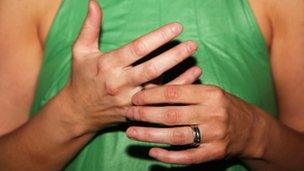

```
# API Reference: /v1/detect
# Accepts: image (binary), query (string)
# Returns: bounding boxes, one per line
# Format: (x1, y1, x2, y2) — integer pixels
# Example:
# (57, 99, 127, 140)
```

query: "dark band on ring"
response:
(191, 126, 201, 147)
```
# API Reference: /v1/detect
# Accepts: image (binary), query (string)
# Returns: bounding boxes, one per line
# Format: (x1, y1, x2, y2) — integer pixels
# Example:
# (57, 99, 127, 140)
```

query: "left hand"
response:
(126, 85, 267, 164)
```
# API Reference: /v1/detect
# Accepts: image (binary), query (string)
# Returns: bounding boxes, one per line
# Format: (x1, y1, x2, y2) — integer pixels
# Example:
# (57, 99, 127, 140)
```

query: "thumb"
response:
(74, 0, 102, 54)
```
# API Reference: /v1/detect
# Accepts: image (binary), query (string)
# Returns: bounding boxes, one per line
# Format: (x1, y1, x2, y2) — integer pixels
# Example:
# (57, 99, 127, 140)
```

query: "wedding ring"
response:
(191, 126, 201, 147)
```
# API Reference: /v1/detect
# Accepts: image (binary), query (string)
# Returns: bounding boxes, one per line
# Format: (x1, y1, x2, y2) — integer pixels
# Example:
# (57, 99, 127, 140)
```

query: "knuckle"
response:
(170, 130, 187, 145)
(131, 39, 148, 57)
(105, 81, 120, 95)
(136, 107, 147, 121)
(81, 24, 94, 33)
(143, 63, 159, 81)
(171, 45, 186, 62)
(113, 95, 129, 106)
(142, 129, 150, 140)
(214, 125, 227, 140)
(163, 109, 180, 125)
(192, 107, 202, 122)
(216, 107, 229, 123)
(171, 43, 189, 63)
(212, 87, 225, 99)
(72, 40, 90, 57)
(164, 86, 181, 101)
(128, 70, 141, 85)
(159, 30, 169, 42)
(127, 107, 135, 120)
(133, 91, 145, 105)
(182, 42, 191, 54)
(72, 43, 82, 57)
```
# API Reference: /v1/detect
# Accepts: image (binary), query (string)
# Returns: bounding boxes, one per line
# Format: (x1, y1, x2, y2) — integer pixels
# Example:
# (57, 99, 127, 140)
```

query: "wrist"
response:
(242, 106, 271, 159)
(40, 85, 93, 139)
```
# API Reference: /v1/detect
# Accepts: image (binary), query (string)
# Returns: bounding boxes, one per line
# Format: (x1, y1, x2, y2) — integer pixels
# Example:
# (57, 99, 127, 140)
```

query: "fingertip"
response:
(193, 66, 202, 76)
(75, 0, 103, 52)
(170, 22, 183, 34)
(126, 127, 137, 138)
(186, 40, 198, 52)
(88, 0, 102, 23)
(89, 0, 100, 11)
(149, 148, 159, 158)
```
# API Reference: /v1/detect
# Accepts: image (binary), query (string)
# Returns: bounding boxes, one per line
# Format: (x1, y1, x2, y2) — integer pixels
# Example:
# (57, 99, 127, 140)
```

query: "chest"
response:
(39, 0, 271, 47)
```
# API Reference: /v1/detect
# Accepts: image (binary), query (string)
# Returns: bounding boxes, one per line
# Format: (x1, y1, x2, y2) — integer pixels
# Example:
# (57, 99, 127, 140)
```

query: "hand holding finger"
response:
(127, 84, 260, 164)
(143, 66, 202, 89)
(126, 120, 226, 145)
(132, 85, 213, 105)
(128, 41, 197, 85)
(168, 66, 202, 85)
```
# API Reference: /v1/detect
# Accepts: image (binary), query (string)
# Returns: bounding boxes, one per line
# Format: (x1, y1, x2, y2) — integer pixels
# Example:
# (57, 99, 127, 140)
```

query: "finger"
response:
(129, 41, 197, 85)
(126, 124, 218, 145)
(142, 66, 202, 89)
(132, 85, 211, 105)
(167, 66, 202, 85)
(126, 106, 207, 126)
(126, 126, 193, 145)
(73, 0, 102, 55)
(115, 23, 183, 66)
(149, 143, 224, 164)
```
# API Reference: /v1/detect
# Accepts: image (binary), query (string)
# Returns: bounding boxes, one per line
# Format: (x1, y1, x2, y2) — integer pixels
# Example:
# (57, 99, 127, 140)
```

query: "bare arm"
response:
(0, 0, 43, 135)
(0, 1, 91, 170)
(0, 1, 100, 169)
(245, 0, 304, 170)
(270, 0, 304, 131)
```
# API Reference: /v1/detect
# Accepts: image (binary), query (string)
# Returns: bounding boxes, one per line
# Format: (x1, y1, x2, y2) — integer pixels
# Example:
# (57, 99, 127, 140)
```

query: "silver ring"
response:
(191, 126, 201, 147)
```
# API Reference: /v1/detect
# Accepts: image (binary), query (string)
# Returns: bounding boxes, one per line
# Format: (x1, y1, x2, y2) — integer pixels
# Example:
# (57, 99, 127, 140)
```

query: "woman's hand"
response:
(126, 84, 268, 164)
(62, 1, 200, 135)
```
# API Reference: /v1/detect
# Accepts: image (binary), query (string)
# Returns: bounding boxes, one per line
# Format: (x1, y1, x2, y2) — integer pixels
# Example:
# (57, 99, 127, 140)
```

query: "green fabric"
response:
(30, 0, 278, 170)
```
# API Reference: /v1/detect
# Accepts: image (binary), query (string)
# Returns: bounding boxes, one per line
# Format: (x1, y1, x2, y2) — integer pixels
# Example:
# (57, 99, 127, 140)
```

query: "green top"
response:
(30, 0, 278, 170)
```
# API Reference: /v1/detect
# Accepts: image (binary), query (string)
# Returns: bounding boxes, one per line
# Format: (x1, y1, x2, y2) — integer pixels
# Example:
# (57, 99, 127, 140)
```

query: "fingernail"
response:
(171, 23, 182, 34)
(186, 41, 193, 52)
(186, 41, 197, 52)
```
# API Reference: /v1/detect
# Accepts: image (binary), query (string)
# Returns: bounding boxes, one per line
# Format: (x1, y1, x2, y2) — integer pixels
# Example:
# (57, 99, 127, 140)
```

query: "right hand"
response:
(63, 0, 200, 134)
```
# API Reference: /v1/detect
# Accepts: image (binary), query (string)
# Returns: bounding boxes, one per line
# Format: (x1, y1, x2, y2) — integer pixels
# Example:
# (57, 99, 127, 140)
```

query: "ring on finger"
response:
(190, 125, 201, 147)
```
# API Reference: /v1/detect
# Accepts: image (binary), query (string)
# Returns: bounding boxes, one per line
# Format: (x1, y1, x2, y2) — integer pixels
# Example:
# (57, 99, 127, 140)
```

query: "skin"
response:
(125, 0, 304, 170)
(0, 1, 201, 170)
(0, 0, 303, 170)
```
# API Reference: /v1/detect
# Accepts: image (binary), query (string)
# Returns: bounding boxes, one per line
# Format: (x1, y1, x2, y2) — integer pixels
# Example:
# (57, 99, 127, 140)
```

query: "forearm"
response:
(244, 107, 304, 170)
(0, 89, 94, 171)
